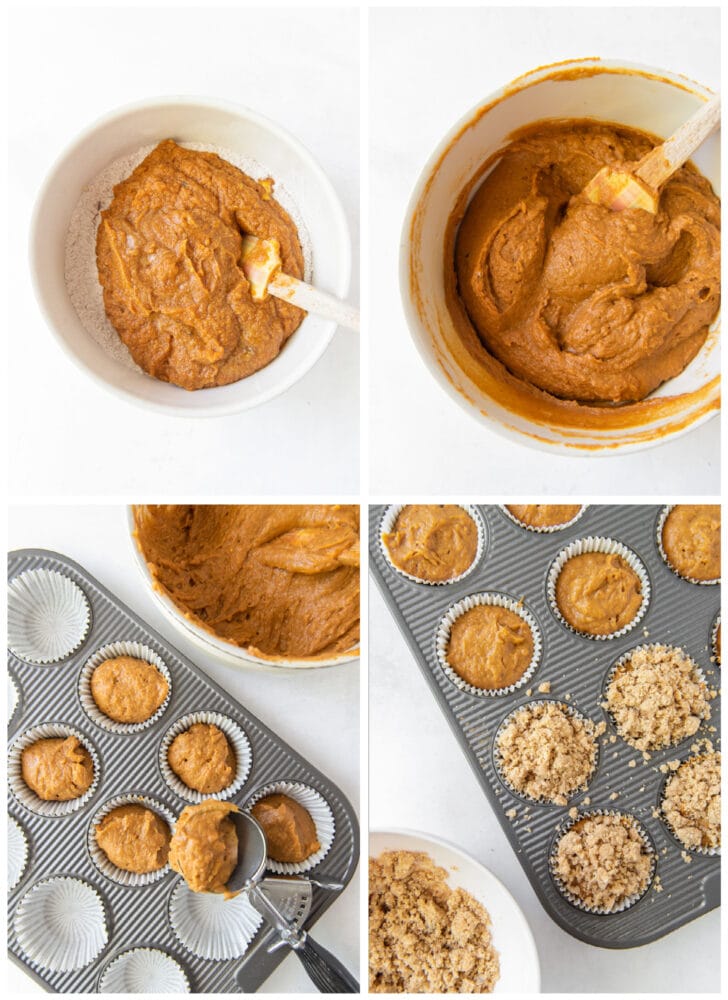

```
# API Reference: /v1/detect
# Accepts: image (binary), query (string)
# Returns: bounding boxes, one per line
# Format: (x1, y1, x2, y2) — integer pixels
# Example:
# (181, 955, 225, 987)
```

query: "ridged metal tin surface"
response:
(370, 504, 720, 948)
(7, 549, 358, 992)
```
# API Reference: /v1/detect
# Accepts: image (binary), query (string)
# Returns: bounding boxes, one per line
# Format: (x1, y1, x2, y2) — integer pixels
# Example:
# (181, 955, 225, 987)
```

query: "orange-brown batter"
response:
(382, 505, 478, 582)
(662, 504, 721, 581)
(95, 804, 171, 873)
(446, 604, 533, 690)
(506, 504, 582, 528)
(21, 736, 94, 801)
(91, 656, 168, 724)
(453, 120, 720, 405)
(133, 505, 360, 660)
(251, 793, 320, 863)
(97, 140, 305, 390)
(555, 552, 643, 635)
(168, 723, 236, 794)
(168, 800, 238, 894)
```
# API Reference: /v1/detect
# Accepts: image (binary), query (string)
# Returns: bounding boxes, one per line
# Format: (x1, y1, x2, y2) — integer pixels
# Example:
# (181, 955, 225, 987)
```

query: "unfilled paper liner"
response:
(9, 722, 100, 817)
(435, 592, 542, 697)
(500, 504, 587, 534)
(8, 816, 28, 891)
(549, 809, 656, 915)
(14, 876, 108, 972)
(658, 752, 721, 857)
(79, 641, 172, 734)
(656, 505, 721, 586)
(160, 711, 252, 803)
(88, 793, 176, 886)
(244, 780, 335, 874)
(379, 504, 485, 586)
(547, 536, 651, 641)
(168, 879, 262, 961)
(8, 569, 91, 664)
(99, 947, 189, 993)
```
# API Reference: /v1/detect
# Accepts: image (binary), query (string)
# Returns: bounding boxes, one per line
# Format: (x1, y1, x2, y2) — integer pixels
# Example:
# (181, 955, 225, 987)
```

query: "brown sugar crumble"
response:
(369, 850, 500, 993)
(604, 645, 712, 750)
(662, 752, 721, 851)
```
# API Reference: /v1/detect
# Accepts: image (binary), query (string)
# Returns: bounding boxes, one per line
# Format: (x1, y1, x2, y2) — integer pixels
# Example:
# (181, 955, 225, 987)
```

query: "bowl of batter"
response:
(402, 60, 720, 452)
(31, 97, 351, 416)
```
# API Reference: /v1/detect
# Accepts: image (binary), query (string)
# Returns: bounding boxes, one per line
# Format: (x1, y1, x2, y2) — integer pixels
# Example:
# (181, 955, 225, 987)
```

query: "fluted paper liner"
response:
(8, 671, 20, 723)
(160, 711, 252, 803)
(8, 816, 28, 891)
(169, 879, 262, 961)
(8, 568, 90, 664)
(14, 876, 108, 972)
(549, 810, 656, 915)
(712, 614, 721, 666)
(379, 504, 485, 585)
(656, 505, 720, 585)
(9, 722, 100, 817)
(80, 641, 172, 734)
(500, 504, 587, 534)
(658, 752, 721, 857)
(435, 592, 542, 697)
(547, 536, 651, 641)
(88, 793, 176, 886)
(99, 947, 189, 993)
(244, 780, 335, 874)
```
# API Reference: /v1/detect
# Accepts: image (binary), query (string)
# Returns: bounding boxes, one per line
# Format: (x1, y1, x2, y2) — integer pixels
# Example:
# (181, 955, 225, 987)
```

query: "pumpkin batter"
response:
(382, 504, 478, 582)
(454, 120, 720, 404)
(446, 604, 534, 690)
(133, 505, 360, 660)
(21, 736, 94, 801)
(91, 655, 169, 724)
(97, 140, 305, 390)
(661, 504, 721, 581)
(555, 552, 643, 635)
(169, 800, 238, 894)
(506, 504, 582, 528)
(168, 723, 236, 795)
(251, 793, 320, 863)
(95, 804, 171, 874)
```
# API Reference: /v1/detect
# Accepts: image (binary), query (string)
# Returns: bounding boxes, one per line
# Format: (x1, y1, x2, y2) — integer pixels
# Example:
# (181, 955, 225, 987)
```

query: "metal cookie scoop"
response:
(229, 811, 359, 993)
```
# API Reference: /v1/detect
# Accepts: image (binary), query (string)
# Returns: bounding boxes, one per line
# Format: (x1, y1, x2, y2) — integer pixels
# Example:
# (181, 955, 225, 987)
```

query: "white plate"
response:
(370, 829, 541, 993)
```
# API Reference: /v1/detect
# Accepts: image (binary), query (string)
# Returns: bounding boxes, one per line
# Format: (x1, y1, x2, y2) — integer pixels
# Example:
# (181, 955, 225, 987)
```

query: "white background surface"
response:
(8, 6, 360, 496)
(369, 579, 720, 993)
(7, 506, 360, 994)
(369, 5, 721, 494)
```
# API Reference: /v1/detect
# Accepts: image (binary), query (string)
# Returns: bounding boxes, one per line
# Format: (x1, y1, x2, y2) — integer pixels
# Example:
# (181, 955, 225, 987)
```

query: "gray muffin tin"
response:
(369, 504, 721, 948)
(7, 549, 358, 992)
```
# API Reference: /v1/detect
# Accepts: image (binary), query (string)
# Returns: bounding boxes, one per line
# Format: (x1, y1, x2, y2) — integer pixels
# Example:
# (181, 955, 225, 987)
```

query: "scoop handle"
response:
(295, 935, 360, 993)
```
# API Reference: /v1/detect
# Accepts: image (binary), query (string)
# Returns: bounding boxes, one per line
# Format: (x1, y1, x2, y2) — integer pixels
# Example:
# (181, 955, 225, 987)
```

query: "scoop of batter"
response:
(95, 804, 171, 873)
(91, 656, 169, 724)
(21, 736, 94, 801)
(169, 800, 239, 894)
(455, 121, 720, 404)
(251, 793, 321, 863)
(446, 604, 534, 690)
(383, 505, 478, 582)
(662, 504, 721, 581)
(555, 552, 643, 635)
(168, 723, 236, 794)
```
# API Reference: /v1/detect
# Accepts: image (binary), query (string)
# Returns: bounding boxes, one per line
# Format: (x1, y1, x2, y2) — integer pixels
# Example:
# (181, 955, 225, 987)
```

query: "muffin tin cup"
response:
(493, 699, 600, 806)
(546, 536, 651, 641)
(603, 643, 711, 753)
(244, 780, 336, 875)
(168, 879, 263, 962)
(8, 568, 91, 665)
(656, 505, 721, 586)
(379, 503, 485, 586)
(8, 816, 29, 891)
(98, 947, 190, 993)
(14, 875, 108, 973)
(549, 810, 657, 916)
(159, 711, 253, 804)
(711, 614, 721, 666)
(500, 504, 587, 534)
(79, 641, 172, 735)
(658, 753, 722, 858)
(88, 793, 176, 887)
(9, 722, 101, 818)
(435, 592, 542, 698)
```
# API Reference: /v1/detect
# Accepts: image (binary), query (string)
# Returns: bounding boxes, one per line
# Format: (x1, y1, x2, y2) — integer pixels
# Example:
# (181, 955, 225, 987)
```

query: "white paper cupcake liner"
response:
(99, 947, 190, 993)
(79, 641, 172, 734)
(88, 793, 176, 886)
(8, 672, 20, 723)
(603, 643, 710, 751)
(8, 568, 91, 664)
(656, 505, 721, 585)
(379, 503, 485, 586)
(547, 536, 651, 641)
(712, 614, 721, 666)
(549, 810, 656, 915)
(9, 722, 101, 817)
(168, 879, 262, 961)
(435, 592, 542, 697)
(8, 816, 29, 891)
(160, 711, 252, 803)
(500, 504, 587, 534)
(244, 780, 335, 874)
(14, 876, 108, 972)
(658, 752, 721, 857)
(493, 699, 600, 805)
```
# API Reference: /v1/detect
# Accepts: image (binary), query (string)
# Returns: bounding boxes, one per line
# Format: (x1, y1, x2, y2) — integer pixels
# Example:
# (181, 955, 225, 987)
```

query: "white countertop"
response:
(8, 5, 359, 497)
(369, 5, 720, 494)
(369, 581, 719, 993)
(7, 506, 360, 994)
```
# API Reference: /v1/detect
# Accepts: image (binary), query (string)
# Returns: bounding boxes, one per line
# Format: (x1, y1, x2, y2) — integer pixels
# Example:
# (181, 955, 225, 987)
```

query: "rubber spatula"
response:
(584, 94, 720, 212)
(241, 235, 360, 332)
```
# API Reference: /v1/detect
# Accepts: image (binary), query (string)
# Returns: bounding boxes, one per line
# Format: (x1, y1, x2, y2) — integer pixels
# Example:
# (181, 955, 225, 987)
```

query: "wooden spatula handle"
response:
(636, 95, 720, 189)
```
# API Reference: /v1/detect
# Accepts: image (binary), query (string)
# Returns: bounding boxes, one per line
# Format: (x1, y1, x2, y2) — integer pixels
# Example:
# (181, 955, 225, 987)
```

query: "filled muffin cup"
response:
(244, 779, 335, 875)
(9, 722, 101, 818)
(98, 947, 190, 993)
(8, 568, 91, 665)
(379, 503, 485, 586)
(500, 504, 587, 534)
(168, 879, 262, 961)
(79, 641, 172, 734)
(435, 592, 542, 698)
(712, 614, 721, 666)
(14, 875, 108, 973)
(546, 536, 651, 641)
(658, 753, 721, 857)
(159, 711, 252, 803)
(549, 809, 656, 915)
(8, 815, 29, 892)
(656, 505, 721, 585)
(88, 793, 176, 887)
